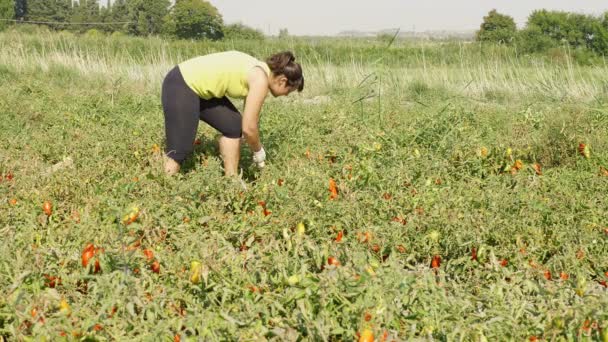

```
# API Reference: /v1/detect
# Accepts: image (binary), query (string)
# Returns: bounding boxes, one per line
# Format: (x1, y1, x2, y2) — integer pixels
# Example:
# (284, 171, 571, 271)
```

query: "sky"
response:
(205, 0, 607, 36)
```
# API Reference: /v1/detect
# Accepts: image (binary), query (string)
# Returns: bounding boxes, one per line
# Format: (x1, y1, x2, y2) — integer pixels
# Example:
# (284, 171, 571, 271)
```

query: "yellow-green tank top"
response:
(178, 51, 270, 100)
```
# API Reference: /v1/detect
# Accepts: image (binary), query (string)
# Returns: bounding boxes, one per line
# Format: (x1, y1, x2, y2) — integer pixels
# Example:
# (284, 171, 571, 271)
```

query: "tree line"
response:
(477, 9, 608, 56)
(0, 0, 266, 40)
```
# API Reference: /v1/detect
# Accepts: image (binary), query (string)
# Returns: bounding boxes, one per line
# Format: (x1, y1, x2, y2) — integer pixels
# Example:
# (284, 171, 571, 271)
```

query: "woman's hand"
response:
(252, 147, 266, 168)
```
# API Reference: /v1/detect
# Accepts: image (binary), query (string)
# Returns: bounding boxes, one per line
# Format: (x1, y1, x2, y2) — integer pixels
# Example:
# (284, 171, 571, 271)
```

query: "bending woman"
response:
(161, 50, 304, 176)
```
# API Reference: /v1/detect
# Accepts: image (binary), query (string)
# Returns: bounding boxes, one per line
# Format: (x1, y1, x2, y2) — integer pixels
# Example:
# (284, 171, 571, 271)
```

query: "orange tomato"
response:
(327, 256, 340, 267)
(359, 329, 374, 342)
(81, 244, 95, 267)
(43, 201, 52, 216)
(431, 255, 441, 269)
(143, 249, 154, 262)
(329, 178, 338, 200)
(8, 198, 17, 206)
(335, 230, 344, 243)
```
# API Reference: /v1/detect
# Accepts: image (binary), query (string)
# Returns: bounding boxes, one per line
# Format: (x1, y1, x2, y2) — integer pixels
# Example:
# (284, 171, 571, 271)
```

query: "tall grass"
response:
(2, 28, 607, 101)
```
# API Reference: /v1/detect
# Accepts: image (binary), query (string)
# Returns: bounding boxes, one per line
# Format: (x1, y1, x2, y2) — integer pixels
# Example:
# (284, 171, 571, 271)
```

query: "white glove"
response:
(253, 147, 266, 168)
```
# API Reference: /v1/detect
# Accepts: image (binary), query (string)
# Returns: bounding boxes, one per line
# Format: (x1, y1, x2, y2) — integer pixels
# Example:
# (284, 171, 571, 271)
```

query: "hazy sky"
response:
(205, 0, 607, 36)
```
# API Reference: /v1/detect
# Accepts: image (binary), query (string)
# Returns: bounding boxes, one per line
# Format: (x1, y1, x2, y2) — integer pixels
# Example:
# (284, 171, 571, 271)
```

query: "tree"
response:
(223, 23, 263, 41)
(109, 0, 129, 33)
(27, 0, 72, 30)
(0, 0, 15, 30)
(126, 0, 170, 36)
(164, 0, 223, 40)
(14, 0, 26, 20)
(476, 9, 517, 44)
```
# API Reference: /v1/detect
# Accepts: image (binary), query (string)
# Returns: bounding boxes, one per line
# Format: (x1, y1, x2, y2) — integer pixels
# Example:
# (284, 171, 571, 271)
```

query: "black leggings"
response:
(161, 66, 242, 163)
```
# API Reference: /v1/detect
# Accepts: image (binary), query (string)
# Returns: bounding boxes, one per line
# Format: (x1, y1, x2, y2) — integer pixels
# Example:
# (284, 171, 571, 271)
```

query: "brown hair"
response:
(266, 51, 304, 92)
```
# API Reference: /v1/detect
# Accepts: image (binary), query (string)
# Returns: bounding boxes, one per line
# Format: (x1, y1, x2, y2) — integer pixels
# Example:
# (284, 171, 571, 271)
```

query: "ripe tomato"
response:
(500, 259, 508, 267)
(143, 249, 154, 262)
(560, 272, 569, 280)
(364, 312, 372, 321)
(471, 247, 478, 261)
(44, 274, 61, 288)
(544, 270, 552, 280)
(8, 198, 17, 206)
(82, 244, 101, 273)
(151, 260, 160, 273)
(359, 329, 374, 342)
(431, 255, 441, 269)
(335, 230, 344, 243)
(42, 201, 52, 216)
(81, 244, 95, 267)
(327, 256, 340, 267)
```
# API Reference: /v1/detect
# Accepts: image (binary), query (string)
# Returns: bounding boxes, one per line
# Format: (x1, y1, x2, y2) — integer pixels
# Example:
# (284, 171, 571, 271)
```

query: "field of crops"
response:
(1, 27, 608, 341)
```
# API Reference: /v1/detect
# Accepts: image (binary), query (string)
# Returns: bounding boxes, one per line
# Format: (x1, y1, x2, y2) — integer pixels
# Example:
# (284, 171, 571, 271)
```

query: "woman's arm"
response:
(242, 67, 269, 152)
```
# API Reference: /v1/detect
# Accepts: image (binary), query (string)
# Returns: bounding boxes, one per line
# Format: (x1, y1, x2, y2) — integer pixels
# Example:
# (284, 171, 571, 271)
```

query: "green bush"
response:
(223, 23, 264, 41)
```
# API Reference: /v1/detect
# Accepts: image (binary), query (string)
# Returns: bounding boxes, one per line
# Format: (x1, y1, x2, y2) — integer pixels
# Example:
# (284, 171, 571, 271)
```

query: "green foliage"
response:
(126, 0, 170, 36)
(476, 9, 516, 44)
(525, 10, 608, 54)
(0, 0, 15, 31)
(163, 0, 223, 40)
(26, 0, 71, 30)
(2, 30, 608, 341)
(515, 26, 557, 53)
(0, 28, 608, 341)
(223, 23, 264, 41)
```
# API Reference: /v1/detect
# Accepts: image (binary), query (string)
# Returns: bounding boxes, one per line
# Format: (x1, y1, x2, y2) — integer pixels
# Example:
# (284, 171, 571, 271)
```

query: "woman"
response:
(161, 50, 304, 176)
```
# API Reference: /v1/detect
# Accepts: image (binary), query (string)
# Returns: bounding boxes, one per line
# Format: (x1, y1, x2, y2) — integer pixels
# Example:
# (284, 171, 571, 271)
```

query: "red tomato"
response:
(327, 256, 340, 266)
(81, 244, 95, 267)
(431, 255, 441, 269)
(151, 260, 160, 273)
(335, 230, 343, 243)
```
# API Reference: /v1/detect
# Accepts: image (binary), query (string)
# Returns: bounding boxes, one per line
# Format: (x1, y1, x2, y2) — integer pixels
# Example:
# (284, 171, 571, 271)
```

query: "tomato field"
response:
(1, 28, 608, 341)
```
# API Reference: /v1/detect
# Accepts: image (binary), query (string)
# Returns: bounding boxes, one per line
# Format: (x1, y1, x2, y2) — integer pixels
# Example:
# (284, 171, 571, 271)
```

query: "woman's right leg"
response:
(161, 66, 200, 175)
